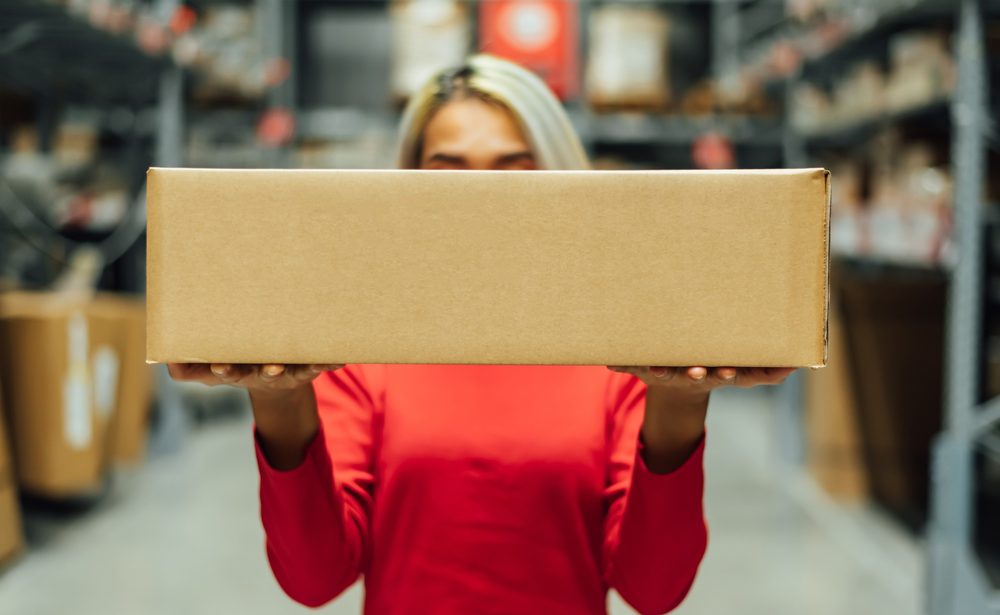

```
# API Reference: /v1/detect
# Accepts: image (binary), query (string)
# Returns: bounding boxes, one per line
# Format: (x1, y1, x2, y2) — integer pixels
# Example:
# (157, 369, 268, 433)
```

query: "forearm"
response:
(606, 432, 708, 613)
(640, 387, 708, 474)
(250, 384, 319, 470)
(254, 420, 362, 607)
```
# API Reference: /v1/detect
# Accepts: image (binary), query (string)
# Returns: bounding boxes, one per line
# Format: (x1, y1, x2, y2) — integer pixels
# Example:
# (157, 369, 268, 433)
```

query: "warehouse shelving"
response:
(0, 0, 172, 102)
(799, 96, 951, 148)
(795, 0, 955, 83)
(738, 0, 999, 612)
(928, 0, 998, 610)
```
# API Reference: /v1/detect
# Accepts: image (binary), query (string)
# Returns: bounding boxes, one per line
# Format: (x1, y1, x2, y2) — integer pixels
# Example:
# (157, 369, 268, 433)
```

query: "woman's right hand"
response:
(166, 363, 344, 392)
(167, 363, 344, 470)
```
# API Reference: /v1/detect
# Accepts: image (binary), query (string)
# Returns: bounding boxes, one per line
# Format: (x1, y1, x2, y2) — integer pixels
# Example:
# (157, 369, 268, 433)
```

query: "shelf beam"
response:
(973, 394, 1000, 436)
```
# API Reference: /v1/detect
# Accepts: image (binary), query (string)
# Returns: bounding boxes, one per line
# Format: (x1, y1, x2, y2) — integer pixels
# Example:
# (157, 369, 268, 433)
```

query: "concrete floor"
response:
(0, 386, 924, 615)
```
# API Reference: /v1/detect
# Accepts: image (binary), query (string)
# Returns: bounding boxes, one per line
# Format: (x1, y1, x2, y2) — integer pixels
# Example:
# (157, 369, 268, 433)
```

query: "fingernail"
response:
(691, 368, 706, 381)
(263, 365, 283, 377)
(211, 364, 229, 376)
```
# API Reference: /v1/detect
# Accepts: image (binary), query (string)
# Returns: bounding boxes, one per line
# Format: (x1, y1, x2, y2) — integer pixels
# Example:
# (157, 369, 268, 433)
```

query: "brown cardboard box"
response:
(92, 294, 152, 465)
(0, 292, 120, 497)
(586, 5, 671, 111)
(0, 383, 25, 568)
(804, 278, 868, 502)
(147, 168, 831, 367)
(837, 262, 946, 530)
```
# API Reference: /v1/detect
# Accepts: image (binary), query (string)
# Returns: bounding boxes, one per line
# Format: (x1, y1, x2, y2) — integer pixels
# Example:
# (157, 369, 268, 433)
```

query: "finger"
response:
(167, 363, 215, 384)
(290, 364, 319, 382)
(259, 364, 286, 382)
(736, 367, 795, 386)
(167, 362, 192, 379)
(716, 367, 738, 383)
(649, 366, 677, 381)
(765, 367, 797, 384)
(310, 364, 343, 374)
(687, 366, 708, 382)
(210, 363, 242, 383)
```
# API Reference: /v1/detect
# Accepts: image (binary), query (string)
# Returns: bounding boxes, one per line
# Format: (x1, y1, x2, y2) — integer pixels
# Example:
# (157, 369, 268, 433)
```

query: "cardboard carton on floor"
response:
(91, 294, 152, 465)
(0, 292, 121, 497)
(146, 168, 831, 367)
(0, 382, 24, 568)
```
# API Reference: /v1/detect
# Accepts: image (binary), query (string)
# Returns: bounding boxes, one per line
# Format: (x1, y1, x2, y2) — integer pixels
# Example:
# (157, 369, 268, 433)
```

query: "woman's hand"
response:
(167, 363, 343, 392)
(606, 365, 795, 392)
(167, 363, 344, 470)
(606, 366, 796, 473)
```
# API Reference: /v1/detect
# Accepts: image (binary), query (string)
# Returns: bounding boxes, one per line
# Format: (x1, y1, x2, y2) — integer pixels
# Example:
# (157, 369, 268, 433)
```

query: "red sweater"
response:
(255, 364, 708, 615)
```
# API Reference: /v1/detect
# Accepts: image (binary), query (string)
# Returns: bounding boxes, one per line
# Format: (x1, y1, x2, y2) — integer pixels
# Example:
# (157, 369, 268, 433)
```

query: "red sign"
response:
(479, 0, 579, 101)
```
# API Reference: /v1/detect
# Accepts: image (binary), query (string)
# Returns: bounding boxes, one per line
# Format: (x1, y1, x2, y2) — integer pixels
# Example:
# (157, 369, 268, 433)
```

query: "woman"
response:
(169, 55, 793, 614)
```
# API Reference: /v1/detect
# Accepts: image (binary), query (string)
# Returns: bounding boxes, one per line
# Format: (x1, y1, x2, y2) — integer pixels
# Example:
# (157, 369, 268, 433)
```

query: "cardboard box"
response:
(837, 262, 946, 530)
(804, 278, 868, 503)
(0, 383, 25, 568)
(147, 168, 830, 367)
(91, 294, 152, 466)
(0, 292, 119, 497)
(586, 5, 671, 111)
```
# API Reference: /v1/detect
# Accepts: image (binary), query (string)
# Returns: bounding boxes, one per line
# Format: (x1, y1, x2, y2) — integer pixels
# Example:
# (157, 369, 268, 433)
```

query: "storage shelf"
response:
(798, 0, 955, 82)
(297, 107, 786, 147)
(579, 112, 784, 146)
(834, 254, 949, 276)
(800, 97, 951, 148)
(749, 0, 956, 89)
(0, 0, 173, 102)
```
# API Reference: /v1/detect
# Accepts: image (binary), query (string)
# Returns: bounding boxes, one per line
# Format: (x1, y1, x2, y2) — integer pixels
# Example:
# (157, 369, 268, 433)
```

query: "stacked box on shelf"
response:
(390, 0, 470, 105)
(586, 5, 671, 112)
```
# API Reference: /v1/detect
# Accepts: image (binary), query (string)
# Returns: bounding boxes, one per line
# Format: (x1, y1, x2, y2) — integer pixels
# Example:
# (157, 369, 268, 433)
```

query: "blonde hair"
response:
(396, 54, 590, 170)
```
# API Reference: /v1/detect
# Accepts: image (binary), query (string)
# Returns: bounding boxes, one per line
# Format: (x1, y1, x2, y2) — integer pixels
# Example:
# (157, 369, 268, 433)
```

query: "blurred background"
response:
(0, 0, 998, 613)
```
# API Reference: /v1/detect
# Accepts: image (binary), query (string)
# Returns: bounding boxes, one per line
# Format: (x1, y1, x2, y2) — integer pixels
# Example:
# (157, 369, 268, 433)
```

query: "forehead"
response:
(422, 97, 530, 152)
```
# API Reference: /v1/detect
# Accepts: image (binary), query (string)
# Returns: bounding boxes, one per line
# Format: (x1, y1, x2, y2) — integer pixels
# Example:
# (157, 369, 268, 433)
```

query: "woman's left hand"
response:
(606, 366, 796, 392)
(606, 366, 797, 473)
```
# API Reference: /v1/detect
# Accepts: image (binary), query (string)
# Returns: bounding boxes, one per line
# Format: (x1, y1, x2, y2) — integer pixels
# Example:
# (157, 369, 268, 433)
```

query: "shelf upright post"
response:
(929, 0, 991, 612)
(258, 0, 296, 167)
(149, 0, 189, 458)
(779, 60, 808, 468)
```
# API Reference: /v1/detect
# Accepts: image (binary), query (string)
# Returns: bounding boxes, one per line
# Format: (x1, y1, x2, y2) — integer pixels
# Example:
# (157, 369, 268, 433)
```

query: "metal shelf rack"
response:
(741, 0, 999, 611)
(928, 0, 999, 611)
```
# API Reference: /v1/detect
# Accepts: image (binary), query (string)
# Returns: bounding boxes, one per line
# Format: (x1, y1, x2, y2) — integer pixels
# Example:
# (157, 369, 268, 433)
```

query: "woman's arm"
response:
(256, 366, 382, 607)
(602, 366, 794, 614)
(169, 363, 381, 608)
(601, 373, 708, 615)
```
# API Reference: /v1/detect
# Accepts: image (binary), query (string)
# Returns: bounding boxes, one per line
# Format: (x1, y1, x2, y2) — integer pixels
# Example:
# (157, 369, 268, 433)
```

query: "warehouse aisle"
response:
(0, 386, 922, 615)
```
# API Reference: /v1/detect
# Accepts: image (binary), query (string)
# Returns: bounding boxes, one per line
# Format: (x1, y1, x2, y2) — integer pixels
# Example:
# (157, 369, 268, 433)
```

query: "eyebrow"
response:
(426, 152, 467, 165)
(424, 150, 536, 166)
(495, 151, 535, 165)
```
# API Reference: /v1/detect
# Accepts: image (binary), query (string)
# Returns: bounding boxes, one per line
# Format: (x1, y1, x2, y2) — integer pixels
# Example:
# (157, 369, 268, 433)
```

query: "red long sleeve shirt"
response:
(255, 364, 708, 615)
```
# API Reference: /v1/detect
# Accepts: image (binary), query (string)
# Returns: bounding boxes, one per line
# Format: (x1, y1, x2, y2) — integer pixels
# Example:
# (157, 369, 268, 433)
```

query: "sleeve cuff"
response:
(634, 431, 706, 482)
(254, 423, 327, 482)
